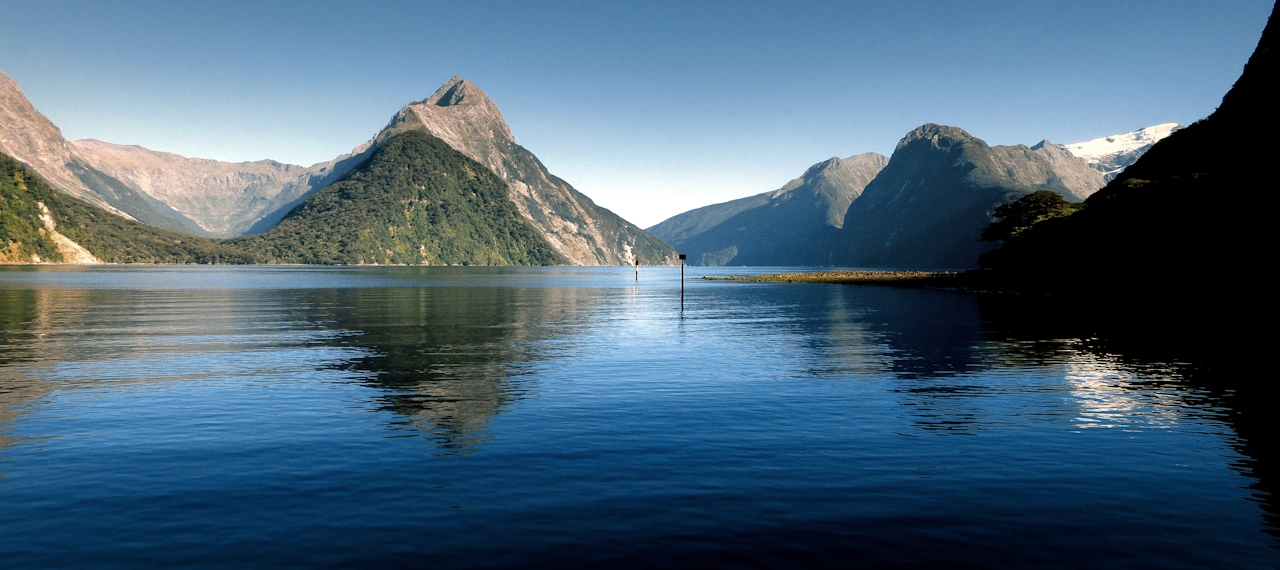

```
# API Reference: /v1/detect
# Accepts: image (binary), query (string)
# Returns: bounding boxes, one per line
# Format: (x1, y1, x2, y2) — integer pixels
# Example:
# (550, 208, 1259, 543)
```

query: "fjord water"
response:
(0, 266, 1274, 568)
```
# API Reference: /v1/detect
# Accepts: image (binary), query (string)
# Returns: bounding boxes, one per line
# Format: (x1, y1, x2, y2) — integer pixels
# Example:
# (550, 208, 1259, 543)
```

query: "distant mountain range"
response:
(650, 120, 1172, 268)
(2, 129, 566, 265)
(3, 66, 1182, 270)
(648, 153, 888, 266)
(0, 72, 674, 265)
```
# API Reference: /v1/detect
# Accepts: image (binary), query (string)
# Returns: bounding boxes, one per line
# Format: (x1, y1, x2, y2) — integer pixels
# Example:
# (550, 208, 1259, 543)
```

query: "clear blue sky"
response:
(1, 0, 1271, 227)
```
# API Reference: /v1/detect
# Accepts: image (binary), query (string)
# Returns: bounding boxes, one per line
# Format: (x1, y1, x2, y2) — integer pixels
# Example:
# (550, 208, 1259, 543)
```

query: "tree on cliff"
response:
(980, 190, 1081, 243)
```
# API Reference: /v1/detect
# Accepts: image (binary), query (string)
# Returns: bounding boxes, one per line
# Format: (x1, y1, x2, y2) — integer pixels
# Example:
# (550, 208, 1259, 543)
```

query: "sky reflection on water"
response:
(0, 265, 1274, 567)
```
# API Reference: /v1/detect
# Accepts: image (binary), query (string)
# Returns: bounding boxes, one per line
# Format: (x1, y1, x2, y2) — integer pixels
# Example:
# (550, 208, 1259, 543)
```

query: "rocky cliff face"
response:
(838, 124, 1095, 269)
(648, 153, 887, 265)
(1, 71, 207, 234)
(1029, 141, 1107, 201)
(0, 72, 92, 207)
(376, 77, 675, 266)
(3, 72, 669, 265)
(229, 131, 564, 266)
(70, 139, 370, 236)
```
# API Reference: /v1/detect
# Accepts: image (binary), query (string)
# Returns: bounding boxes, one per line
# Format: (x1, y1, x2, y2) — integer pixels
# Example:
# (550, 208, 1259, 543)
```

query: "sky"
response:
(0, 0, 1272, 228)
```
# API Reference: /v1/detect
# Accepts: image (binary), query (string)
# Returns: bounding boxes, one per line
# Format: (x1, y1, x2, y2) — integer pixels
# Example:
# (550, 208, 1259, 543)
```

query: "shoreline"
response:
(702, 270, 960, 287)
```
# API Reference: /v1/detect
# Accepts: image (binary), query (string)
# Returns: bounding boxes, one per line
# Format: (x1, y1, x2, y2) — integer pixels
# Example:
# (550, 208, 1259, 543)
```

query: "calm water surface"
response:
(0, 265, 1274, 568)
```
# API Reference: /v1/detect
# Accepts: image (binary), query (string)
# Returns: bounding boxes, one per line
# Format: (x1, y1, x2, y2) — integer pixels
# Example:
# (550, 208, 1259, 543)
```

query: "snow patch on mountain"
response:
(1061, 123, 1181, 181)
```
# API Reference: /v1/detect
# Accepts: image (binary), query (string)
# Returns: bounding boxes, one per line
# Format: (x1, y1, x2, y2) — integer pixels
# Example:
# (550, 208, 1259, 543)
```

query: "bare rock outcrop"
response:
(35, 201, 102, 264)
(375, 77, 675, 266)
(1030, 141, 1108, 201)
(70, 139, 370, 236)
(1, 70, 210, 234)
(0, 72, 115, 212)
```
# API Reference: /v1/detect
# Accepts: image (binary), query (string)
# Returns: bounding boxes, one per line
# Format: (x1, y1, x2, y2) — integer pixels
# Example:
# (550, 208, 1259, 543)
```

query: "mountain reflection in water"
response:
(0, 266, 1274, 567)
(318, 287, 594, 453)
(0, 285, 595, 456)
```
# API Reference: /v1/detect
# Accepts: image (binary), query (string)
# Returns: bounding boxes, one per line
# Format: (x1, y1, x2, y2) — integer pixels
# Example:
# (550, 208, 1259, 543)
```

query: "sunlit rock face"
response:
(69, 139, 372, 237)
(378, 77, 676, 266)
(0, 70, 371, 236)
(0, 71, 144, 222)
(1029, 140, 1108, 201)
(3, 71, 674, 264)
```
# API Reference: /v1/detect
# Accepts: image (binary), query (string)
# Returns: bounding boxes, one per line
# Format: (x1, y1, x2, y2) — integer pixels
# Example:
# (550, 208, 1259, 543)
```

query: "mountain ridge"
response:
(1, 71, 673, 265)
(378, 77, 675, 265)
(648, 152, 888, 265)
(230, 130, 565, 266)
(837, 123, 1100, 269)
(0, 71, 210, 235)
(978, 2, 1278, 299)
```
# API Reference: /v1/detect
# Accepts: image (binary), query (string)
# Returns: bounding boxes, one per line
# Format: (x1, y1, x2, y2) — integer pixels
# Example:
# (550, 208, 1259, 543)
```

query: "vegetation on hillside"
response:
(3, 152, 263, 263)
(1, 161, 62, 262)
(4, 130, 566, 265)
(232, 131, 564, 265)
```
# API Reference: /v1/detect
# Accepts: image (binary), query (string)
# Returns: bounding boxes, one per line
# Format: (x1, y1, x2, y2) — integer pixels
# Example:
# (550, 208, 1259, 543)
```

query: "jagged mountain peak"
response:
(375, 76, 674, 266)
(803, 157, 843, 177)
(385, 76, 514, 148)
(897, 123, 978, 150)
(424, 76, 488, 107)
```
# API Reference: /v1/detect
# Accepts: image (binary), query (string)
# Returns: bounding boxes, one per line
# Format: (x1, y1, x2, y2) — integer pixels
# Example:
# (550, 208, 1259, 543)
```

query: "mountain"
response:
(2, 72, 673, 265)
(1029, 140, 1109, 201)
(374, 77, 675, 266)
(0, 70, 372, 237)
(647, 153, 888, 265)
(230, 131, 563, 265)
(4, 131, 561, 265)
(1, 152, 262, 263)
(1060, 123, 1181, 181)
(978, 3, 1278, 298)
(837, 124, 1105, 269)
(70, 139, 371, 237)
(0, 71, 210, 234)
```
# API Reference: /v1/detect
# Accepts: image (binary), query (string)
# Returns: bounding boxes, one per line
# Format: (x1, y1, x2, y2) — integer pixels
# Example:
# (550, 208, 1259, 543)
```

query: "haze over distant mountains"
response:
(652, 121, 1172, 268)
(0, 71, 674, 265)
(4, 63, 1181, 270)
(69, 139, 370, 237)
(648, 153, 888, 266)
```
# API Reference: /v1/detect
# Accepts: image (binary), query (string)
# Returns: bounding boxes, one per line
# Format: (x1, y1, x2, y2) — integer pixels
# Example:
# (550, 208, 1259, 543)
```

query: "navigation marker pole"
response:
(635, 258, 639, 282)
(678, 253, 686, 311)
